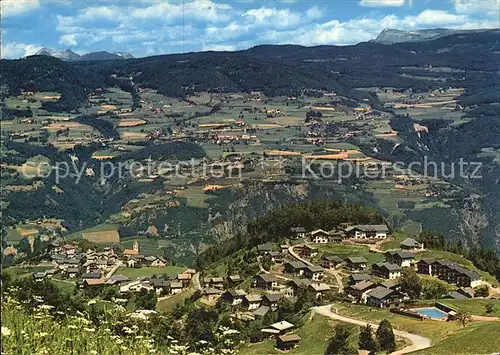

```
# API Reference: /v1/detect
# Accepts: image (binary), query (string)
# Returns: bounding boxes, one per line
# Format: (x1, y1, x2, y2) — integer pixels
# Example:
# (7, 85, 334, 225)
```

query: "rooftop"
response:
(347, 256, 368, 264)
(270, 321, 295, 331)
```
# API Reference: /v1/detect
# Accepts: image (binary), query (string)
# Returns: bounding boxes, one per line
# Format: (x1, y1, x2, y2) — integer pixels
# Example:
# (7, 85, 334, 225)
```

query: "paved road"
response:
(312, 305, 432, 355)
(288, 245, 344, 292)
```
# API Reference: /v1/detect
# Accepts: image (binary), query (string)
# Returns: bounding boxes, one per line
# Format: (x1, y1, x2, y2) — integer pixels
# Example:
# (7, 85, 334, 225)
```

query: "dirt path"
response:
(192, 272, 201, 291)
(312, 305, 432, 355)
(105, 261, 124, 281)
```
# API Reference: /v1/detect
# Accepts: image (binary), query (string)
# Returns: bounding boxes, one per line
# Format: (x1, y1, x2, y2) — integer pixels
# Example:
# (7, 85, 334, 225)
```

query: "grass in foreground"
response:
(118, 266, 186, 279)
(330, 302, 461, 343)
(413, 321, 500, 355)
(242, 314, 342, 355)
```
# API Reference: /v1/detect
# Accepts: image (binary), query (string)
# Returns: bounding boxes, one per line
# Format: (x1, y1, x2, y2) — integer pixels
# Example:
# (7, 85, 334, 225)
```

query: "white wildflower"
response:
(1, 326, 11, 337)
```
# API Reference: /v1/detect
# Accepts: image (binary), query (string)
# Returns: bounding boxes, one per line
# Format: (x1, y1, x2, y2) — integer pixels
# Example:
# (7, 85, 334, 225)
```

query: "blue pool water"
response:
(412, 307, 448, 319)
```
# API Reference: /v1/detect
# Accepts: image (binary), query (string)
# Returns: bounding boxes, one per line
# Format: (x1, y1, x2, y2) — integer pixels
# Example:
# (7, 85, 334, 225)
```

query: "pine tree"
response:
(376, 319, 396, 353)
(358, 324, 377, 351)
(325, 324, 357, 355)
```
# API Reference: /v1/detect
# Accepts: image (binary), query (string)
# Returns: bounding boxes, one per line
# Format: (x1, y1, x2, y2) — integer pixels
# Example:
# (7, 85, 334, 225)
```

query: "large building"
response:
(345, 225, 389, 239)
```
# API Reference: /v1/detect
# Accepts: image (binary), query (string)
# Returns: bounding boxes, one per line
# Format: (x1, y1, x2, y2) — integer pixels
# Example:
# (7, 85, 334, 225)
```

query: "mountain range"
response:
(34, 48, 134, 61)
(372, 28, 494, 44)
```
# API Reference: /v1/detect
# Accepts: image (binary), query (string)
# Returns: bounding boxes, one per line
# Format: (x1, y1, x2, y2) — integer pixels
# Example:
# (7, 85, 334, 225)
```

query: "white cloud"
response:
(131, 0, 232, 23)
(306, 6, 323, 20)
(1, 42, 41, 59)
(360, 0, 405, 7)
(454, 0, 499, 16)
(243, 7, 301, 29)
(406, 10, 466, 26)
(1, 0, 40, 17)
(254, 8, 496, 47)
(59, 34, 78, 46)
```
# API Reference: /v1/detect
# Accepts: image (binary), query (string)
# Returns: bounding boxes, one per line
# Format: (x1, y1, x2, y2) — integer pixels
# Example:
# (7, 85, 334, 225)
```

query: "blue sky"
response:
(1, 0, 498, 58)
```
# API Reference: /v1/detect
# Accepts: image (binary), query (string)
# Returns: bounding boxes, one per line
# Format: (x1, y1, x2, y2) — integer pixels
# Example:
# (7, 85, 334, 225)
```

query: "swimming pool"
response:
(411, 307, 449, 319)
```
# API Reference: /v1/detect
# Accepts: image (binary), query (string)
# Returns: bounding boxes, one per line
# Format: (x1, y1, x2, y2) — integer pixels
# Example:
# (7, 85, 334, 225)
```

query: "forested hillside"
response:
(1, 30, 498, 112)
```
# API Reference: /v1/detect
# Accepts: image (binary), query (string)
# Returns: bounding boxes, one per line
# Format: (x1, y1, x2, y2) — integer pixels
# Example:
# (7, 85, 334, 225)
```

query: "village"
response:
(26, 222, 495, 352)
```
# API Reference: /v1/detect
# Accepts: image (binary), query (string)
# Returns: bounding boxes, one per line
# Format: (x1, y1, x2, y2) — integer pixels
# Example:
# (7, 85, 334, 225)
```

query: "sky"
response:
(1, 0, 499, 59)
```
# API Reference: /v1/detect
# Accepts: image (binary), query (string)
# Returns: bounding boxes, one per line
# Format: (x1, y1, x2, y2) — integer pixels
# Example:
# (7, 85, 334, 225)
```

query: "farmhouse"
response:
(345, 224, 389, 239)
(321, 255, 343, 269)
(252, 305, 270, 318)
(417, 258, 435, 276)
(261, 294, 282, 311)
(385, 250, 415, 268)
(372, 262, 402, 280)
(169, 282, 184, 295)
(66, 268, 79, 278)
(253, 274, 278, 290)
(347, 273, 371, 285)
(309, 283, 331, 298)
(294, 245, 317, 259)
(284, 261, 307, 276)
(346, 256, 368, 271)
(221, 289, 247, 306)
(242, 294, 263, 310)
(257, 243, 276, 255)
(400, 238, 424, 250)
(227, 275, 243, 285)
(33, 272, 47, 282)
(286, 278, 312, 296)
(348, 280, 376, 302)
(265, 321, 295, 335)
(276, 334, 301, 351)
(149, 278, 170, 294)
(290, 227, 307, 238)
(365, 286, 404, 308)
(106, 275, 130, 285)
(310, 229, 330, 244)
(210, 277, 225, 289)
(303, 265, 324, 281)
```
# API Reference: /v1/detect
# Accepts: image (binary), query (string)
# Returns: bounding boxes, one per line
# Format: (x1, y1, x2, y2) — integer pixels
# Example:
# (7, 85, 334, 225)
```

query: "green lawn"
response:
(380, 231, 411, 251)
(118, 266, 186, 279)
(156, 289, 196, 312)
(315, 244, 384, 265)
(435, 299, 500, 317)
(64, 223, 119, 241)
(242, 314, 345, 355)
(413, 322, 500, 355)
(330, 302, 461, 343)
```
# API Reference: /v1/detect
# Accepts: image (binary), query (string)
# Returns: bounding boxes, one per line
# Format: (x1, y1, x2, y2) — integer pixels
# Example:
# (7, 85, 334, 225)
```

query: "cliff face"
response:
(124, 181, 341, 263)
(374, 114, 500, 253)
(372, 28, 489, 44)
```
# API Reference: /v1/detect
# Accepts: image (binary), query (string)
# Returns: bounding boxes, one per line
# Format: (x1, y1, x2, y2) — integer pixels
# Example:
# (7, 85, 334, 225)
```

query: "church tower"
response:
(133, 240, 139, 253)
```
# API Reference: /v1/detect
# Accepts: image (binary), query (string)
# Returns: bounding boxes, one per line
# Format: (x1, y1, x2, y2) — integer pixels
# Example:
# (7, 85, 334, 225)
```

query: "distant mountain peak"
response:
(35, 47, 56, 56)
(113, 52, 134, 59)
(33, 47, 134, 61)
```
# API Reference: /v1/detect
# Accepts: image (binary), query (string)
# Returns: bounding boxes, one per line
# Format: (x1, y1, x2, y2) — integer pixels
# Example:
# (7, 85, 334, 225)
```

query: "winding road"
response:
(312, 305, 432, 355)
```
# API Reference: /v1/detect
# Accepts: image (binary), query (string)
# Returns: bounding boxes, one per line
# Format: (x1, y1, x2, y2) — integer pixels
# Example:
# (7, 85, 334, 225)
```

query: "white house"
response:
(310, 229, 330, 244)
(345, 225, 389, 239)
